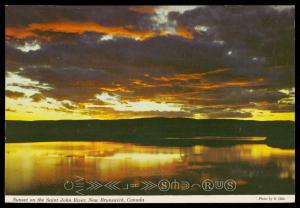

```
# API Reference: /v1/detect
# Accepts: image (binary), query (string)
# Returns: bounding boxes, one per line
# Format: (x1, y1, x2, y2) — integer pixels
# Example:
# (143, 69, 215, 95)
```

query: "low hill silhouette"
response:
(5, 118, 294, 148)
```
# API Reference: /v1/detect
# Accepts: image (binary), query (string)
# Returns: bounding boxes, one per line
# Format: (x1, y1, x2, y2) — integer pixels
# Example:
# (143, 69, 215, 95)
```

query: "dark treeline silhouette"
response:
(5, 118, 294, 148)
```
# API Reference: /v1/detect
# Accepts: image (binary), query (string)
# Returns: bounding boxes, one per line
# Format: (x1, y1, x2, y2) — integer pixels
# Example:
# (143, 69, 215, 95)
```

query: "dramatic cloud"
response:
(5, 90, 26, 99)
(5, 5, 295, 120)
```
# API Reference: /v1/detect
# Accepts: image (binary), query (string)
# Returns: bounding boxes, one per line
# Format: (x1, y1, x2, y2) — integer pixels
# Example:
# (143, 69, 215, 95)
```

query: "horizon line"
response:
(5, 117, 295, 122)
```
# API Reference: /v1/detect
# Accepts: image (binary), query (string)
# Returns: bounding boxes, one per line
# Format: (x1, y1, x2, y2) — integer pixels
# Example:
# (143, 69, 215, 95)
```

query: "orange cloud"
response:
(154, 73, 202, 81)
(100, 86, 132, 93)
(6, 21, 194, 41)
(174, 26, 193, 39)
(128, 6, 156, 14)
(154, 68, 229, 81)
(6, 28, 37, 39)
(6, 22, 157, 40)
(131, 79, 173, 88)
(192, 78, 264, 90)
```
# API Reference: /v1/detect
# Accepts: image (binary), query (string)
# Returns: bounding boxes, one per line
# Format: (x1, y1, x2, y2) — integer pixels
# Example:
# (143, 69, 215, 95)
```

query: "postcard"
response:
(5, 5, 295, 204)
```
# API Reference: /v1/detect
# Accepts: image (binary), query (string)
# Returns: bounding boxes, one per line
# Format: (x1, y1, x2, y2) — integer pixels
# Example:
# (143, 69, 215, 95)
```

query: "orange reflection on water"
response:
(5, 141, 295, 194)
(191, 144, 294, 162)
(5, 142, 184, 193)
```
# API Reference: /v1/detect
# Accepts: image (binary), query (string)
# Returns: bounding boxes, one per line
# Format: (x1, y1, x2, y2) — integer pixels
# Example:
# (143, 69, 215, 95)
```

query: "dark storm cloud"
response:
(190, 87, 289, 106)
(6, 35, 231, 73)
(5, 6, 295, 119)
(5, 6, 154, 29)
(169, 6, 294, 67)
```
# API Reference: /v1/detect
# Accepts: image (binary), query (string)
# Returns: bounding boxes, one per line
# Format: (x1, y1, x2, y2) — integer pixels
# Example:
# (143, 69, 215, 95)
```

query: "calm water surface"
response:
(5, 141, 295, 195)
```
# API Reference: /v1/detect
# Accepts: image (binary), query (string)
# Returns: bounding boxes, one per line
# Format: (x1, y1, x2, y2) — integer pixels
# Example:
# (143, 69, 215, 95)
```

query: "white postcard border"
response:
(5, 195, 295, 203)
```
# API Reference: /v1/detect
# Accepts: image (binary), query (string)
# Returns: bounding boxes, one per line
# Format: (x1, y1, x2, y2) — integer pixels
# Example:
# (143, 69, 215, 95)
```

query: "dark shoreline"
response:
(5, 118, 295, 149)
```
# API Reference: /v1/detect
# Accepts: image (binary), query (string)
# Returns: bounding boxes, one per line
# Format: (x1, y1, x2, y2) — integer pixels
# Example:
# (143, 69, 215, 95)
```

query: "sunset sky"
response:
(5, 5, 295, 121)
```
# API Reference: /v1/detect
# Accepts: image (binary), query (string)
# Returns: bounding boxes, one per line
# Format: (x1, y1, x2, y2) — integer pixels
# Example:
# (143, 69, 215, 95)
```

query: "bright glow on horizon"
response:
(6, 72, 52, 96)
(95, 92, 183, 112)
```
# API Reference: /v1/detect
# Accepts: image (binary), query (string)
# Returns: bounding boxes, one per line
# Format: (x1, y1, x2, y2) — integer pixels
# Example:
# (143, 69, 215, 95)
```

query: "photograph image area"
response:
(5, 5, 295, 203)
